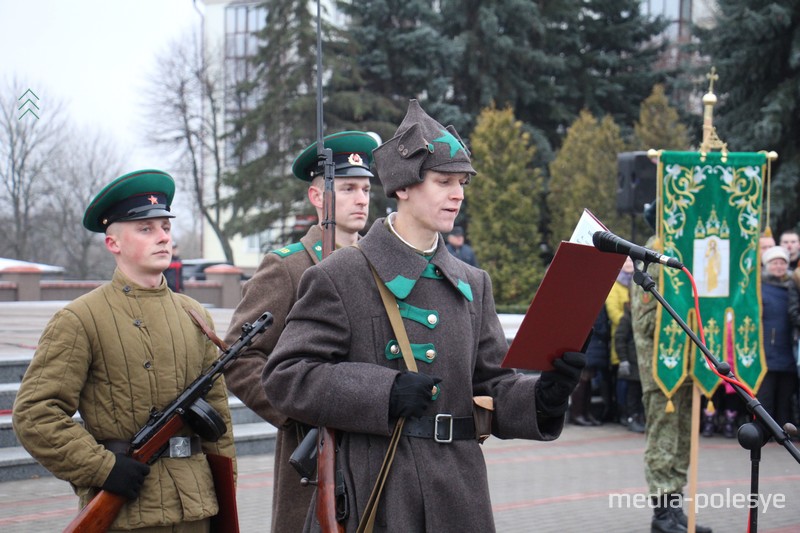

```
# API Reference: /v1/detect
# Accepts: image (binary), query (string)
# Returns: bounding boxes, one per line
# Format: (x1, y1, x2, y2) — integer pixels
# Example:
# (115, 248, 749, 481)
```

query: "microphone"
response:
(592, 231, 684, 269)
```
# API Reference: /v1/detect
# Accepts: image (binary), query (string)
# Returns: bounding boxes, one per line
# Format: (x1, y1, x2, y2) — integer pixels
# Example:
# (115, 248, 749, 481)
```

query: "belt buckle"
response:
(169, 436, 192, 458)
(434, 414, 453, 444)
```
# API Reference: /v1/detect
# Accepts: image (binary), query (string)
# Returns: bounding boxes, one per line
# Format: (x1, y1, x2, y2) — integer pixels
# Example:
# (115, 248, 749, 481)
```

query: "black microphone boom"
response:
(592, 231, 684, 269)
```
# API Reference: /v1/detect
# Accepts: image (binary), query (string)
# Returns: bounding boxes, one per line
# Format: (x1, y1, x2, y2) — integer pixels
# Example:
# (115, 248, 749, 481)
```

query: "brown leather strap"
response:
(356, 248, 416, 533)
(186, 307, 228, 351)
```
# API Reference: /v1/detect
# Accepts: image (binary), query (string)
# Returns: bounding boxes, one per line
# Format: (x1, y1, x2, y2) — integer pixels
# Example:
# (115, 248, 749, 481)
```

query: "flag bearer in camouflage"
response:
(263, 100, 586, 532)
(13, 170, 235, 532)
(631, 204, 712, 533)
(223, 131, 377, 532)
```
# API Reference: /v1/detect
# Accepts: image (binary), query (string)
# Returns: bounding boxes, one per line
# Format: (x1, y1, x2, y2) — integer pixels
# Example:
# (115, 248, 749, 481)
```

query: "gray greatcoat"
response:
(224, 225, 322, 532)
(264, 218, 564, 532)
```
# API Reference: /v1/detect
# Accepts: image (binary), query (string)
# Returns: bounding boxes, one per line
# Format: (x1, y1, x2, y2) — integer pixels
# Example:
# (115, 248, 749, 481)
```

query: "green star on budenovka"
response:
(432, 129, 465, 158)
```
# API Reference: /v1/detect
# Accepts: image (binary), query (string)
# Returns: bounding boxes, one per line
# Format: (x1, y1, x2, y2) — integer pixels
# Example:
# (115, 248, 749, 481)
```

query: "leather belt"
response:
(100, 436, 203, 457)
(401, 415, 475, 443)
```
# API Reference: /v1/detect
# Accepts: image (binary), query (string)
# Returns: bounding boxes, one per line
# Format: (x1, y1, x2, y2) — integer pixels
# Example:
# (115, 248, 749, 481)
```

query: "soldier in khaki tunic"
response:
(263, 100, 586, 532)
(12, 170, 236, 532)
(223, 131, 377, 532)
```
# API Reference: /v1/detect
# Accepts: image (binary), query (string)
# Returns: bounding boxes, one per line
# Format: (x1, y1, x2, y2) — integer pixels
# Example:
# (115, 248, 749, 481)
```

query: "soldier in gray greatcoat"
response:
(223, 131, 377, 532)
(263, 100, 585, 532)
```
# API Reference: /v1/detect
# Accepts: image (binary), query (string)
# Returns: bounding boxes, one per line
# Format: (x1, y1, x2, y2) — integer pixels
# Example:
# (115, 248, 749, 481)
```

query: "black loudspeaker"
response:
(616, 151, 657, 215)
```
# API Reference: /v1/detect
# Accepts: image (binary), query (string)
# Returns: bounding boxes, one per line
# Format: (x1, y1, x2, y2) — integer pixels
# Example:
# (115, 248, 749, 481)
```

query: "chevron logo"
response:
(18, 89, 40, 120)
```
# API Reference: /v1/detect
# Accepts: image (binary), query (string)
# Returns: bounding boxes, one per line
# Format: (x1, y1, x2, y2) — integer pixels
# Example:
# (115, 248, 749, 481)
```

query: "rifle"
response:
(63, 311, 273, 533)
(312, 0, 344, 531)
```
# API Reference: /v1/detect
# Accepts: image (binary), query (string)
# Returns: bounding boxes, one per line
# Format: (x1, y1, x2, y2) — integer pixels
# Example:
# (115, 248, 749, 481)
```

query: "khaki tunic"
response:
(223, 225, 322, 532)
(264, 219, 564, 532)
(13, 269, 235, 529)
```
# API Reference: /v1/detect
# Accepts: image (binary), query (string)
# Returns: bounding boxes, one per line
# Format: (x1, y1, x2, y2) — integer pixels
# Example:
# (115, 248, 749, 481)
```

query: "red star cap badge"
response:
(148, 195, 159, 205)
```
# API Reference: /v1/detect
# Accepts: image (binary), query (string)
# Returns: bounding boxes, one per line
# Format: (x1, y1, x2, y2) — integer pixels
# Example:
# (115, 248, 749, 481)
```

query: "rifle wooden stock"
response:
(316, 427, 343, 533)
(63, 416, 185, 533)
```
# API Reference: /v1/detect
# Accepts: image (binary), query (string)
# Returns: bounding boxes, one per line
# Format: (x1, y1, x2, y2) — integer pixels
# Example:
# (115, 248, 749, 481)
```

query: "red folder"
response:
(501, 241, 626, 371)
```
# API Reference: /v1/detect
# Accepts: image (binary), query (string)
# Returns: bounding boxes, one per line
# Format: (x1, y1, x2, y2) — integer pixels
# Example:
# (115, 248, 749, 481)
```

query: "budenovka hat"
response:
(83, 169, 176, 233)
(372, 99, 476, 197)
(292, 131, 379, 181)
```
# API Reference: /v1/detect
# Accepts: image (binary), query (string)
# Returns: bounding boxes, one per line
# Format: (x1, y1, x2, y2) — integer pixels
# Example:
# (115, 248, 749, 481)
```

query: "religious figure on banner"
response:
(694, 236, 729, 298)
(705, 238, 720, 292)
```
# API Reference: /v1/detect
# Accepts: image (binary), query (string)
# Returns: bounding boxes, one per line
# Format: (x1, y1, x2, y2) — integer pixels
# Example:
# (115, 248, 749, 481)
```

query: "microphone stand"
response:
(633, 262, 800, 533)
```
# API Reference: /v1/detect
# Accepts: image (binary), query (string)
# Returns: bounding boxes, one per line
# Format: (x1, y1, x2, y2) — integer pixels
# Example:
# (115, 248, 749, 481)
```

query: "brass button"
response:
(402, 149, 409, 156)
(427, 314, 438, 325)
(425, 349, 436, 360)
(398, 144, 405, 151)
(390, 344, 400, 355)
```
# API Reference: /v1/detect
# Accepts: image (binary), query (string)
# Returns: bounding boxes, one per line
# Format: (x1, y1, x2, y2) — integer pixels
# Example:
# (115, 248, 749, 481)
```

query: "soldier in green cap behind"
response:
(223, 131, 377, 532)
(13, 170, 236, 532)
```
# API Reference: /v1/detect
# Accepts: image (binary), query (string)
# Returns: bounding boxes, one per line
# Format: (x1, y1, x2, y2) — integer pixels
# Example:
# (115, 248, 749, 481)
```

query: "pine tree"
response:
(468, 105, 545, 306)
(695, 0, 800, 232)
(548, 110, 627, 247)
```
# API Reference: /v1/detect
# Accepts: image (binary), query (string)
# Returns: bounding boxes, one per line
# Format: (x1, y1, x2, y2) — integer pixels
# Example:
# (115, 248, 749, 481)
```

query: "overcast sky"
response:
(0, 0, 200, 168)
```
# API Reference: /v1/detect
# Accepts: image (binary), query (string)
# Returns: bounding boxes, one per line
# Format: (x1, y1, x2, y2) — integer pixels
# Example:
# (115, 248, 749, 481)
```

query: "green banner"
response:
(655, 151, 767, 401)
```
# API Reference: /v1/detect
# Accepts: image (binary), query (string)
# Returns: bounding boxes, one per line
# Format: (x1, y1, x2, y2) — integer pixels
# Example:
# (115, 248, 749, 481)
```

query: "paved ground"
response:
(0, 424, 799, 532)
(1, 302, 799, 531)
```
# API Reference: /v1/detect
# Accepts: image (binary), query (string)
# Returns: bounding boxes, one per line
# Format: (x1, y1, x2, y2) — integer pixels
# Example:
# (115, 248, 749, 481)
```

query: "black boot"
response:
(651, 495, 686, 533)
(722, 409, 737, 439)
(667, 493, 713, 533)
(569, 378, 594, 426)
(628, 413, 645, 433)
(701, 412, 715, 437)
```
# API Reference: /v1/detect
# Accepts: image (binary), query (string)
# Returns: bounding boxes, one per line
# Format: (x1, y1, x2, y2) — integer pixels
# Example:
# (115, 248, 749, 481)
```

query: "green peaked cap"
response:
(83, 169, 175, 233)
(292, 131, 379, 181)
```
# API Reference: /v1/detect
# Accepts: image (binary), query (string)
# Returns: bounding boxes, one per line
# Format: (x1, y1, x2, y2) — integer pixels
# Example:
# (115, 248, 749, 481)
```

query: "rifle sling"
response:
(356, 249, 417, 533)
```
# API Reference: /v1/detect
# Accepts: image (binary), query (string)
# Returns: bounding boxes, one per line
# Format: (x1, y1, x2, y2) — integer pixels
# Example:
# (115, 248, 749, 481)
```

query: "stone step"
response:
(0, 358, 31, 385)
(0, 422, 277, 482)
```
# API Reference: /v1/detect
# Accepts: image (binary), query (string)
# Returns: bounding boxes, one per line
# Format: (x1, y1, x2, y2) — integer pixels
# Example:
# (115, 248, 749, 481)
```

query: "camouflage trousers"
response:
(643, 385, 692, 495)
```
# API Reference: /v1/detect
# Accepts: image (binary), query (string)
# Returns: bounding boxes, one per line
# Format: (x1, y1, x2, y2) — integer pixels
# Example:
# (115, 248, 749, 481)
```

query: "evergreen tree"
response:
(334, 1, 466, 129)
(633, 84, 691, 152)
(440, 0, 668, 156)
(548, 110, 627, 247)
(223, 1, 320, 240)
(695, 0, 800, 232)
(555, 0, 669, 143)
(469, 105, 545, 306)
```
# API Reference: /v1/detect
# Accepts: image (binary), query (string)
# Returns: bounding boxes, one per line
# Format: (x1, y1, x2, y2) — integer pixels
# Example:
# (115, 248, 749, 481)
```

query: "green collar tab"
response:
(271, 241, 305, 258)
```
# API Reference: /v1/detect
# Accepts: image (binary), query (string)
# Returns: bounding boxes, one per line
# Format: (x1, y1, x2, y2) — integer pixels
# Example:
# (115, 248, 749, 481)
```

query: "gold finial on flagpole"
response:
(700, 67, 728, 162)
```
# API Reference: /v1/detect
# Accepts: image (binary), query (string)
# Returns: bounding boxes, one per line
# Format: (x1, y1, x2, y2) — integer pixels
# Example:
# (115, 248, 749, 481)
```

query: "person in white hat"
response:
(760, 245, 799, 431)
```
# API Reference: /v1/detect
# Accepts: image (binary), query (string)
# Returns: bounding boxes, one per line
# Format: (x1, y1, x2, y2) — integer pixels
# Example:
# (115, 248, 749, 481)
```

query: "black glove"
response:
(101, 453, 151, 500)
(535, 351, 586, 418)
(389, 371, 442, 418)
